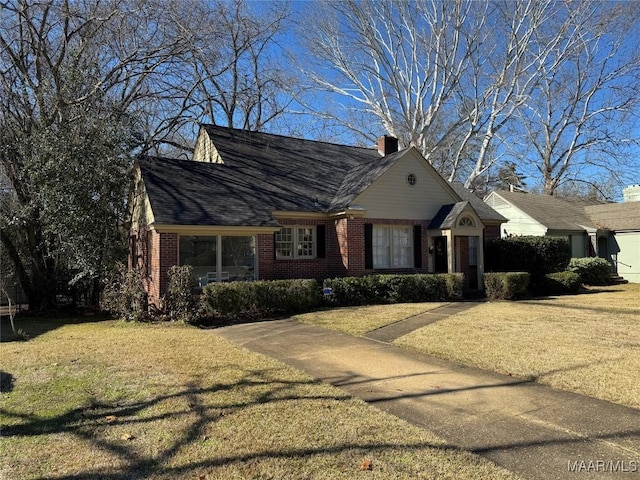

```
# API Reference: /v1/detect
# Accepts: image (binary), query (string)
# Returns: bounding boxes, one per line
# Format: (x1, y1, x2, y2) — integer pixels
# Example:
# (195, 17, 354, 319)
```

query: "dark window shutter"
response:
(364, 223, 373, 269)
(316, 225, 326, 258)
(273, 232, 278, 260)
(413, 225, 423, 268)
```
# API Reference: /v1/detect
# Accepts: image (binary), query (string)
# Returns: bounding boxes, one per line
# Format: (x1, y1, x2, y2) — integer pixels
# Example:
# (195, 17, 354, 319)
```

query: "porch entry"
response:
(179, 235, 256, 286)
(455, 235, 479, 290)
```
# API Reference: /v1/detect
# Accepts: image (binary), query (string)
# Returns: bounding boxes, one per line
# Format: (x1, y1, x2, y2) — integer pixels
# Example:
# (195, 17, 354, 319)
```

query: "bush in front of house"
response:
(568, 257, 612, 285)
(538, 271, 582, 295)
(486, 236, 571, 278)
(162, 265, 199, 323)
(322, 275, 385, 306)
(201, 278, 320, 320)
(101, 263, 148, 321)
(483, 272, 530, 300)
(323, 273, 463, 306)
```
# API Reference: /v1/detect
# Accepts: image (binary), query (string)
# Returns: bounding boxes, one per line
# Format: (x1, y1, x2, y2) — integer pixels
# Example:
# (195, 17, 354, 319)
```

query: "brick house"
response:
(129, 125, 506, 305)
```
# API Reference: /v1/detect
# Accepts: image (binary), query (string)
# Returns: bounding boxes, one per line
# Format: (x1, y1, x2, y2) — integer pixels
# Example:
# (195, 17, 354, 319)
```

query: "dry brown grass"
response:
(0, 317, 518, 480)
(293, 302, 448, 335)
(395, 284, 640, 409)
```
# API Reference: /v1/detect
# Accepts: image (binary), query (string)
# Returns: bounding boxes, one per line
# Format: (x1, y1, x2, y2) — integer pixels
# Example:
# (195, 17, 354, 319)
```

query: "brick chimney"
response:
(377, 135, 398, 156)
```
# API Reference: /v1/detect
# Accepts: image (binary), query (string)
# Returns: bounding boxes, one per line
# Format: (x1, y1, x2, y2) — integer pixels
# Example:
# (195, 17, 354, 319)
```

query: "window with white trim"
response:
(373, 226, 413, 268)
(275, 227, 293, 258)
(276, 226, 316, 259)
(458, 216, 475, 227)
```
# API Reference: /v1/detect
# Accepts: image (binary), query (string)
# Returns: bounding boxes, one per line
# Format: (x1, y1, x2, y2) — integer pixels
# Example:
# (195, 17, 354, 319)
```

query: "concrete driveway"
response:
(217, 319, 640, 479)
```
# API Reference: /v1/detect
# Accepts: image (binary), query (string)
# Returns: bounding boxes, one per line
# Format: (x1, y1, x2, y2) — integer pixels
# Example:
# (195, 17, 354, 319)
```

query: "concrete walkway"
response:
(364, 301, 481, 342)
(217, 318, 640, 480)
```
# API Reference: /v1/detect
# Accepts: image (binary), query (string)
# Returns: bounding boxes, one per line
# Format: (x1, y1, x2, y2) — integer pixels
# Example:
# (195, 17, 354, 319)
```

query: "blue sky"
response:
(247, 0, 640, 199)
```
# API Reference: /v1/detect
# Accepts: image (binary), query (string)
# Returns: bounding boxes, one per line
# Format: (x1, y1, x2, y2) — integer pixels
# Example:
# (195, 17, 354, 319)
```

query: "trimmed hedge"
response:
(483, 272, 530, 300)
(323, 273, 463, 306)
(568, 257, 612, 285)
(201, 279, 320, 320)
(486, 236, 571, 278)
(540, 271, 582, 295)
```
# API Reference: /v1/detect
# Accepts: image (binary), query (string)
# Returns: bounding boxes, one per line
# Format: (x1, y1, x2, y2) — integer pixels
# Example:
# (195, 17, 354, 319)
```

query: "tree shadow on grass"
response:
(518, 297, 638, 315)
(0, 314, 113, 343)
(0, 370, 15, 393)
(3, 367, 449, 479)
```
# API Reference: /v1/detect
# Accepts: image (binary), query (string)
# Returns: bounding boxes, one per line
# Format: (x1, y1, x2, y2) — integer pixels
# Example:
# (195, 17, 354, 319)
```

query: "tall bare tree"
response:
(450, 0, 568, 188)
(301, 0, 640, 193)
(302, 0, 481, 160)
(511, 1, 640, 195)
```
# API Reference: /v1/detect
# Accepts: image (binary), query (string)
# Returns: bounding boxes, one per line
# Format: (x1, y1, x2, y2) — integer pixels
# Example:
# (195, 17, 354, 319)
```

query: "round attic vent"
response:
(407, 173, 417, 186)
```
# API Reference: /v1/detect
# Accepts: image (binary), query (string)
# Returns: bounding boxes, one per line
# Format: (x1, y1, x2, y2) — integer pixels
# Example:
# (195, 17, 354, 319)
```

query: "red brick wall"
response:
(484, 225, 502, 242)
(140, 217, 443, 304)
(263, 219, 339, 280)
(334, 217, 366, 276)
(256, 217, 434, 280)
(158, 233, 178, 301)
(133, 229, 177, 307)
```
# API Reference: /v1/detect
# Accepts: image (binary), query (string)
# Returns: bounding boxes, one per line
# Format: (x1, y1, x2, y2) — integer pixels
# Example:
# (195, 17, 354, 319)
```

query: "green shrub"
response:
(162, 265, 199, 323)
(201, 279, 319, 320)
(322, 276, 384, 306)
(540, 271, 582, 295)
(568, 257, 612, 285)
(323, 273, 463, 306)
(486, 236, 571, 278)
(483, 272, 530, 300)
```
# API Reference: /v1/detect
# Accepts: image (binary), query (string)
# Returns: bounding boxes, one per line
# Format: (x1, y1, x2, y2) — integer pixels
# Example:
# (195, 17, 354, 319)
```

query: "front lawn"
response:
(0, 317, 517, 479)
(293, 302, 449, 336)
(395, 284, 640, 409)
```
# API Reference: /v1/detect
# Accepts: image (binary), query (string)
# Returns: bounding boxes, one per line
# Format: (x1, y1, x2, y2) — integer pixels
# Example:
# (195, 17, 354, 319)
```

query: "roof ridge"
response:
(201, 124, 377, 153)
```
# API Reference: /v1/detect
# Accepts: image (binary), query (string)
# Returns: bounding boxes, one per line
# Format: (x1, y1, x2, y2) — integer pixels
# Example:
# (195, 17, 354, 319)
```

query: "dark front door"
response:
(434, 236, 448, 273)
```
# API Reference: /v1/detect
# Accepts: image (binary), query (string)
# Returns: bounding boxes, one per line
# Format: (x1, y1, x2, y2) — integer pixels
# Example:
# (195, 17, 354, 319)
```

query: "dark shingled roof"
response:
(140, 125, 396, 226)
(428, 202, 470, 229)
(139, 156, 281, 226)
(140, 125, 508, 228)
(450, 183, 507, 224)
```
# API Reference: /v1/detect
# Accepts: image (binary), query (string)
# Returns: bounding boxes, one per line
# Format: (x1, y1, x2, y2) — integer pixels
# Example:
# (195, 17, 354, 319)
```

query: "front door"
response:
(434, 236, 448, 273)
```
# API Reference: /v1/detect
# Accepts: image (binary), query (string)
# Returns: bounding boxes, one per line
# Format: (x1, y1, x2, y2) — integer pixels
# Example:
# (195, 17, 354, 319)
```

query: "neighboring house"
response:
(129, 125, 506, 305)
(585, 201, 640, 283)
(484, 189, 640, 283)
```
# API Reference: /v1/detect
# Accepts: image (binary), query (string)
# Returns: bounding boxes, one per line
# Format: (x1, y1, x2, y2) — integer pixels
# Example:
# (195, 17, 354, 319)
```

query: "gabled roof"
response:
(139, 125, 507, 228)
(140, 125, 406, 227)
(490, 190, 600, 231)
(450, 183, 507, 224)
(428, 202, 470, 229)
(329, 149, 406, 211)
(586, 202, 640, 232)
(198, 125, 385, 214)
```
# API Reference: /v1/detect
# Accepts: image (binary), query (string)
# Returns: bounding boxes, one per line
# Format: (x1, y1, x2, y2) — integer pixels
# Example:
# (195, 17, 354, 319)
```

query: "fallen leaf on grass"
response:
(121, 433, 135, 441)
(361, 459, 373, 470)
(105, 415, 117, 423)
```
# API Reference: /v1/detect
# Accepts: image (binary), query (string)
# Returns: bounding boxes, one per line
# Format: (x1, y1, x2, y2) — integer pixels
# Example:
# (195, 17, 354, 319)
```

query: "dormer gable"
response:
(193, 127, 223, 164)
